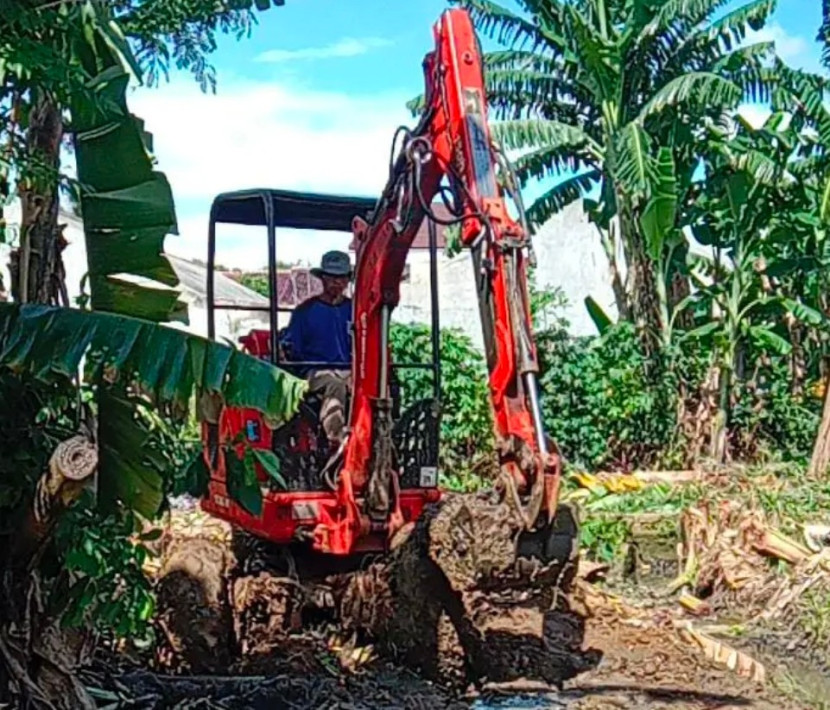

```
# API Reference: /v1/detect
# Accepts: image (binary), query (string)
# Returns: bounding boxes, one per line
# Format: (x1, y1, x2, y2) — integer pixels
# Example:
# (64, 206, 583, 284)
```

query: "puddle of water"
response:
(472, 693, 567, 709)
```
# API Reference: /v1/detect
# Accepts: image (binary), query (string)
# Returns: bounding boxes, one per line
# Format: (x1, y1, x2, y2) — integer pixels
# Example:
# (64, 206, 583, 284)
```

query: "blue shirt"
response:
(281, 297, 352, 371)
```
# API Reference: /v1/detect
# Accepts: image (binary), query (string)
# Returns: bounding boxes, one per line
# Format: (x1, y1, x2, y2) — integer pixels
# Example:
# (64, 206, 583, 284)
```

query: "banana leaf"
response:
(70, 43, 185, 324)
(0, 303, 306, 417)
(0, 303, 307, 518)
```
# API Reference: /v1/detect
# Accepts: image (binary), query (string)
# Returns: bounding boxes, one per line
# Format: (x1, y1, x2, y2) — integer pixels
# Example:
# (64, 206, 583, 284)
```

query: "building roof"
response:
(167, 254, 267, 308)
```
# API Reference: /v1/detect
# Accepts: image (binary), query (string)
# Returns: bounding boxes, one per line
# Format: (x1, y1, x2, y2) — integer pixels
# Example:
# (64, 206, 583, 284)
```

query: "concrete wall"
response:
(391, 201, 617, 348)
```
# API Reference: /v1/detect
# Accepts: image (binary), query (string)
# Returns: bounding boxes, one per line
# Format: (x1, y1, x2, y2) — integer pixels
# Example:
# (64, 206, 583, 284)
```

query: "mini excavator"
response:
(200, 8, 577, 570)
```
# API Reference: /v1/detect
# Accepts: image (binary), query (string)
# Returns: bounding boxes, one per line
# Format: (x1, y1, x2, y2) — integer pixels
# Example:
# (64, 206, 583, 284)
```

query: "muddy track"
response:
(134, 498, 814, 709)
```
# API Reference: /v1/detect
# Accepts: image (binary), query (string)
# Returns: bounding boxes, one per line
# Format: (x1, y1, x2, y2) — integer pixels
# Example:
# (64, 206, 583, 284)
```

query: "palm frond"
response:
(513, 145, 598, 186)
(484, 69, 592, 122)
(490, 119, 600, 158)
(455, 0, 554, 52)
(611, 122, 654, 201)
(406, 93, 425, 118)
(525, 170, 602, 227)
(484, 50, 558, 72)
(772, 64, 830, 147)
(638, 72, 742, 120)
(641, 0, 731, 42)
(562, 4, 620, 103)
(700, 0, 777, 52)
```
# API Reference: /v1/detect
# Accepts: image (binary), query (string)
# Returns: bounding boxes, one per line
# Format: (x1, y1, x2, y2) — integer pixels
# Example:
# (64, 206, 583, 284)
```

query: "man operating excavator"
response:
(280, 250, 353, 454)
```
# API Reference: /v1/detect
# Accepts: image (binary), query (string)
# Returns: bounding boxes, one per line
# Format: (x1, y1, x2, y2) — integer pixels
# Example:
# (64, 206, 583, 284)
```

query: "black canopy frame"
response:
(206, 188, 441, 398)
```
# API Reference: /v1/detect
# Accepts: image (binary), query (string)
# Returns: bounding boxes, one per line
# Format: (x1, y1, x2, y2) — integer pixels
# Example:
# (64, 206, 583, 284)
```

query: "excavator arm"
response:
(312, 8, 562, 555)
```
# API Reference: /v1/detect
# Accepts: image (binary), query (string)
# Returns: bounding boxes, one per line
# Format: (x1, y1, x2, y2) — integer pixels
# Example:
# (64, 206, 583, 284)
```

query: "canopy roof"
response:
(209, 189, 377, 231)
(209, 188, 449, 249)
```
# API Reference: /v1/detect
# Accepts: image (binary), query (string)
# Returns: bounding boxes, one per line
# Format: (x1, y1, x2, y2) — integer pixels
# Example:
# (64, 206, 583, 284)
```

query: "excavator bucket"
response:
(516, 502, 581, 581)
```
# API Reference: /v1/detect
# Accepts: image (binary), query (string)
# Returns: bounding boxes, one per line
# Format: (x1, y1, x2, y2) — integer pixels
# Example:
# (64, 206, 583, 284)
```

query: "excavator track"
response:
(222, 493, 585, 688)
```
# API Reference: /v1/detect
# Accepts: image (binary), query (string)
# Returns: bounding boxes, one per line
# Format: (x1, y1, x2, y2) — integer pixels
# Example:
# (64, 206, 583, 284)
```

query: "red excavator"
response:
(200, 7, 575, 570)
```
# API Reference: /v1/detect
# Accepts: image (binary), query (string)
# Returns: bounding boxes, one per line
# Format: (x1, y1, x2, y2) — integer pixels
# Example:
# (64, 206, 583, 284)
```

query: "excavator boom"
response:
(312, 8, 562, 554)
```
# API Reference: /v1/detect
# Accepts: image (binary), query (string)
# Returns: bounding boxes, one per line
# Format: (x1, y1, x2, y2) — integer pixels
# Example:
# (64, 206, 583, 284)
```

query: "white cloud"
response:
(745, 22, 809, 64)
(255, 37, 393, 63)
(128, 76, 412, 268)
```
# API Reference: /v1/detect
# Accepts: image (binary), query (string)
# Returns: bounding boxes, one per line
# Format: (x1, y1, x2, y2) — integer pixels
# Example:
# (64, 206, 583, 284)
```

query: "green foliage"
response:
(0, 375, 160, 638)
(0, 303, 306, 519)
(0, 373, 80, 520)
(573, 479, 706, 562)
(537, 320, 679, 471)
(238, 273, 270, 298)
(730, 356, 821, 463)
(53, 494, 156, 639)
(0, 304, 306, 420)
(389, 322, 494, 484)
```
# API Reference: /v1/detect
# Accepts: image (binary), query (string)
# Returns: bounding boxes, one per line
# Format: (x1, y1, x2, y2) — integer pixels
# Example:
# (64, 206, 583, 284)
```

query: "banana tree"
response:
(0, 301, 307, 708)
(679, 112, 826, 461)
(773, 43, 830, 473)
(1, 0, 286, 311)
(421, 0, 781, 353)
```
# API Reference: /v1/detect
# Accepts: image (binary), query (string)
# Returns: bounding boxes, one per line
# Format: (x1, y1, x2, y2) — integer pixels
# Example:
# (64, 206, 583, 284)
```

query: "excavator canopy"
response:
(209, 188, 377, 230)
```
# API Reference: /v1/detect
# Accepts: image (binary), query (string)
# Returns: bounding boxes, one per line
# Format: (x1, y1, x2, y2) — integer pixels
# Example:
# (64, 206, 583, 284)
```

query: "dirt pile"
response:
(337, 492, 598, 688)
(146, 492, 599, 693)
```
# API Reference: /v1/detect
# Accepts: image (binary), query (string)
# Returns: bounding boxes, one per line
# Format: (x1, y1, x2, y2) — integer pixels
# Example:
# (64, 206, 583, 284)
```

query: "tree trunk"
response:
(0, 434, 98, 708)
(787, 316, 806, 396)
(669, 268, 693, 332)
(618, 204, 662, 359)
(12, 93, 67, 306)
(597, 223, 630, 321)
(808, 366, 830, 479)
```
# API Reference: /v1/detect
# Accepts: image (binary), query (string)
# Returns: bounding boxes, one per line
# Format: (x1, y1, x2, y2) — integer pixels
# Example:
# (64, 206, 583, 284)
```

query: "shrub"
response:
(0, 373, 196, 640)
(389, 322, 495, 484)
(536, 320, 680, 471)
(730, 354, 821, 463)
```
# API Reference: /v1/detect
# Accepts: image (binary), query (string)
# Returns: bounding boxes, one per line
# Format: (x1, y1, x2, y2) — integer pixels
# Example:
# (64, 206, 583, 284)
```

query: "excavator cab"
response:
(201, 189, 443, 552)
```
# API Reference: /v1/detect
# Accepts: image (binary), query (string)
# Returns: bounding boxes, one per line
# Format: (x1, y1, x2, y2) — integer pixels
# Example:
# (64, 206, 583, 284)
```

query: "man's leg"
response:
(307, 369, 351, 447)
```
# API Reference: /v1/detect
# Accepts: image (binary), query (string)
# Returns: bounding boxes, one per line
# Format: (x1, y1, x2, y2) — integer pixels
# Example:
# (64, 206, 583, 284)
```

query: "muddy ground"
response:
(99, 493, 828, 709)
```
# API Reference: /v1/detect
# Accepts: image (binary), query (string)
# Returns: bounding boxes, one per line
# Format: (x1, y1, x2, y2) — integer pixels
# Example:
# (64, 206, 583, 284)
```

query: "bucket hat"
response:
(310, 250, 352, 279)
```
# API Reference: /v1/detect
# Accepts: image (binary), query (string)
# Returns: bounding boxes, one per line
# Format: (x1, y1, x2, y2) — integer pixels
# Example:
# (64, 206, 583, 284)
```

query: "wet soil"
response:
(562, 591, 795, 709)
(123, 498, 817, 709)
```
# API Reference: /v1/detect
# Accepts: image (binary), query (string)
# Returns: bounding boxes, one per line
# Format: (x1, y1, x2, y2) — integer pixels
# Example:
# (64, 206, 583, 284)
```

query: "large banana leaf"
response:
(67, 0, 291, 324)
(0, 303, 307, 518)
(71, 57, 186, 324)
(0, 303, 306, 416)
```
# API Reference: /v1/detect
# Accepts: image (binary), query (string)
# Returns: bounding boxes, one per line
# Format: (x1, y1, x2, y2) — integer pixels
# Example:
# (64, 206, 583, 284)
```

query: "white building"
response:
(382, 201, 616, 348)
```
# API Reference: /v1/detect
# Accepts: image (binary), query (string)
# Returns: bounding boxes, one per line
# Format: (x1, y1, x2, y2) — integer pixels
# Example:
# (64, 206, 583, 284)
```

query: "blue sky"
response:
(127, 0, 827, 270)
